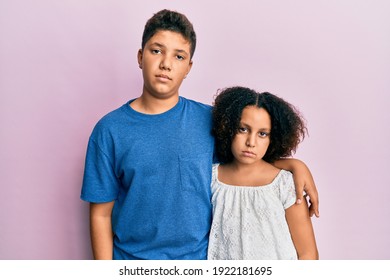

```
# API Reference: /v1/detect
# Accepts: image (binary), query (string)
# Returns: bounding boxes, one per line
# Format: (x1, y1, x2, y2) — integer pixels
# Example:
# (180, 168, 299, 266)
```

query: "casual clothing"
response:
(81, 97, 215, 259)
(208, 163, 298, 260)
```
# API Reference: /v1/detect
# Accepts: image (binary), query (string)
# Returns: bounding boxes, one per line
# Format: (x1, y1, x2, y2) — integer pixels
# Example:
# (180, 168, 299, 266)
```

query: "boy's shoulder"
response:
(100, 102, 128, 120)
(180, 96, 212, 111)
(91, 101, 129, 134)
(92, 98, 212, 132)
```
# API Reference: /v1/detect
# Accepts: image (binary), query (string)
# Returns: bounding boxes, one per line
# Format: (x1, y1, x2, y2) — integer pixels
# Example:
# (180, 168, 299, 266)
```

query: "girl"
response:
(208, 86, 319, 260)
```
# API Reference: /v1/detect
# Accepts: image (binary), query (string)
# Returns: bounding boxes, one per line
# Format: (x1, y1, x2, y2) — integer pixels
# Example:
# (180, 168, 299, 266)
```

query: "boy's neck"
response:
(130, 94, 179, 115)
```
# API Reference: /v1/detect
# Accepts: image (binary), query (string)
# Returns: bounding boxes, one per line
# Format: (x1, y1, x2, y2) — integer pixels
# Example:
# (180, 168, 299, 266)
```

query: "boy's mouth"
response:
(156, 74, 171, 80)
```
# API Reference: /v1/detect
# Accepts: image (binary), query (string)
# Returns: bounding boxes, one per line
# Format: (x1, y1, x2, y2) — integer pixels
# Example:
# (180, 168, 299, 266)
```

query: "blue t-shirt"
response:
(81, 97, 215, 259)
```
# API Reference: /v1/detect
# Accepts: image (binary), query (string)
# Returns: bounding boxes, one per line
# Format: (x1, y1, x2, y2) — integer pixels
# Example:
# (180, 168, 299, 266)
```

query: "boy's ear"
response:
(137, 49, 143, 69)
(186, 60, 193, 77)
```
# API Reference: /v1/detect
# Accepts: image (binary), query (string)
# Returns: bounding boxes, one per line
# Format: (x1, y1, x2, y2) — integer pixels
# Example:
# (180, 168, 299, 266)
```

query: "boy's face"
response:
(138, 30, 193, 100)
(231, 106, 271, 166)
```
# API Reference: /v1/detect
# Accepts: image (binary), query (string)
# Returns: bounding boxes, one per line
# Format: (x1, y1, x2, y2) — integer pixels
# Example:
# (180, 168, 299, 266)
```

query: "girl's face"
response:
(231, 106, 271, 165)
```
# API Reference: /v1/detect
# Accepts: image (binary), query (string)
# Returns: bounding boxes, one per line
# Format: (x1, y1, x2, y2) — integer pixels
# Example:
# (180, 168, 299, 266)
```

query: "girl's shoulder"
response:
(211, 163, 220, 182)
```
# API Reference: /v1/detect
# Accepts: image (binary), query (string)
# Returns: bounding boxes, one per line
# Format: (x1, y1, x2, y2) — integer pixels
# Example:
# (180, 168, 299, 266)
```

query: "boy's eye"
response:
(151, 49, 161, 54)
(176, 55, 184, 60)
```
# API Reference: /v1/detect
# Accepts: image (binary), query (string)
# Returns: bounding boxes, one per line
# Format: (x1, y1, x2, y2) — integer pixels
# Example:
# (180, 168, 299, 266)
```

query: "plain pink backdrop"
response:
(1, 0, 389, 259)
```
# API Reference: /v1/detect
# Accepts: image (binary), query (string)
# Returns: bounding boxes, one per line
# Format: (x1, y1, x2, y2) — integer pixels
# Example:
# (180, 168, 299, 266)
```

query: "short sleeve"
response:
(279, 170, 297, 210)
(80, 137, 120, 203)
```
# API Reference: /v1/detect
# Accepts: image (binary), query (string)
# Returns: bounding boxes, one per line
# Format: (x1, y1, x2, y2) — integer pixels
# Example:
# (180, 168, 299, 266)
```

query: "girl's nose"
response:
(246, 135, 255, 148)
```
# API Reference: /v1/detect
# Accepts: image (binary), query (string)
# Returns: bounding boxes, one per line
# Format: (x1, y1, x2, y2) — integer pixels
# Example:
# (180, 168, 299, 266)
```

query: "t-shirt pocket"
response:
(179, 152, 212, 192)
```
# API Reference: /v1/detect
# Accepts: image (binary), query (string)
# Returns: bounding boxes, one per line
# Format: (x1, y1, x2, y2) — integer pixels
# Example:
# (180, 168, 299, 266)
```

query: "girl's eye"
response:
(238, 127, 248, 133)
(258, 132, 269, 138)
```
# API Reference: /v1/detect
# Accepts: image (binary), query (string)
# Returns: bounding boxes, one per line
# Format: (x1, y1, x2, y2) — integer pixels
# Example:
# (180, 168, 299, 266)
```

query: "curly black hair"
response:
(142, 9, 197, 59)
(212, 86, 307, 163)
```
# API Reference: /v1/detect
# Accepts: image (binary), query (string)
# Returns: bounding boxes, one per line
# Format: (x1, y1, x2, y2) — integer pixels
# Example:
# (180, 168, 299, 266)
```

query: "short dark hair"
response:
(142, 9, 197, 59)
(212, 86, 307, 163)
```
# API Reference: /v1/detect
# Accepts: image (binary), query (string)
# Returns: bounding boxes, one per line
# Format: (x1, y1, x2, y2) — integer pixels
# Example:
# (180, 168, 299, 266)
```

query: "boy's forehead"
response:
(146, 30, 191, 51)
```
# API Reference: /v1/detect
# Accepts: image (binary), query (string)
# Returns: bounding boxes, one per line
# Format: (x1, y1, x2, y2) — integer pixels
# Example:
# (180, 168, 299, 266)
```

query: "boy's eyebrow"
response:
(150, 42, 165, 48)
(149, 42, 189, 55)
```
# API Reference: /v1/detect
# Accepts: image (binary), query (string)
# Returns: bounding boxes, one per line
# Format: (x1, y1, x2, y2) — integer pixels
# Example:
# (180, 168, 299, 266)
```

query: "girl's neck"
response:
(229, 160, 267, 172)
(219, 160, 280, 187)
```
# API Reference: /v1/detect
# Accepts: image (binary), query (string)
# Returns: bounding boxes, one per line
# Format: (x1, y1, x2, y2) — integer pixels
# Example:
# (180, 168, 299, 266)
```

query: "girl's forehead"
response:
(240, 106, 271, 127)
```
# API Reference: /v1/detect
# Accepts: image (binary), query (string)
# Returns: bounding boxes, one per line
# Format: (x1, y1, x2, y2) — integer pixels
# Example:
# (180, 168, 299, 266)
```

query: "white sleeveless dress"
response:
(207, 164, 298, 260)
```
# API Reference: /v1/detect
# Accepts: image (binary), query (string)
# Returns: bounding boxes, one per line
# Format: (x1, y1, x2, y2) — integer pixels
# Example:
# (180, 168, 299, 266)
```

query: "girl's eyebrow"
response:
(240, 122, 271, 132)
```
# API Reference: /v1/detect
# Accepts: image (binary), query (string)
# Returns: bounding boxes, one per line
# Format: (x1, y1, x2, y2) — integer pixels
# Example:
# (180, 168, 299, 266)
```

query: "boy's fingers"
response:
(295, 186, 304, 205)
(294, 180, 320, 218)
(307, 192, 320, 218)
(313, 202, 320, 218)
(309, 204, 320, 218)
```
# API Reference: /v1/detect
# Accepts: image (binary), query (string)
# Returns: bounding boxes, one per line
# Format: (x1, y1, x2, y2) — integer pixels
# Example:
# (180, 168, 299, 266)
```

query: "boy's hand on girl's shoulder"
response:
(292, 161, 320, 218)
(272, 158, 320, 217)
(295, 182, 320, 218)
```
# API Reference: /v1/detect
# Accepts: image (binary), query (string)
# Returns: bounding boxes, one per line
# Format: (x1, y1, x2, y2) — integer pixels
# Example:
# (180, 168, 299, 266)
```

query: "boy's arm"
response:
(285, 198, 319, 260)
(90, 201, 115, 260)
(273, 158, 320, 217)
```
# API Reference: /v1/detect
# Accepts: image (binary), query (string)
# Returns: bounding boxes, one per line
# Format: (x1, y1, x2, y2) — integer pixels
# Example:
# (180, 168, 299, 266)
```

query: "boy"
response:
(81, 9, 319, 260)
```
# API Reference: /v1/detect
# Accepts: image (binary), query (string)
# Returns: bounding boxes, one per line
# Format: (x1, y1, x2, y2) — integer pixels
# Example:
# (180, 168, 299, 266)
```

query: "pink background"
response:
(1, 0, 389, 259)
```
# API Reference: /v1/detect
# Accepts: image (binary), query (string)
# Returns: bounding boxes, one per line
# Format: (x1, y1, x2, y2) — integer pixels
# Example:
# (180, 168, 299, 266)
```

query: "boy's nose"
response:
(160, 58, 171, 71)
